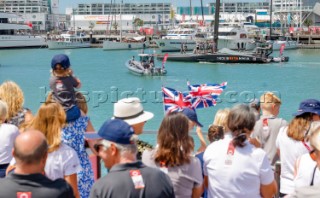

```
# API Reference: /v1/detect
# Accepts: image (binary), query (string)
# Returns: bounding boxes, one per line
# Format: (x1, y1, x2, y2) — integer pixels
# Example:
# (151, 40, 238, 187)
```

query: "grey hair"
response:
(100, 134, 138, 157)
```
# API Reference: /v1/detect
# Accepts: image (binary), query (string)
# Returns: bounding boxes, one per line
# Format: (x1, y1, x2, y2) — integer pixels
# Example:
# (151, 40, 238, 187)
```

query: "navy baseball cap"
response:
(293, 99, 320, 117)
(51, 54, 70, 69)
(181, 108, 203, 127)
(84, 119, 135, 144)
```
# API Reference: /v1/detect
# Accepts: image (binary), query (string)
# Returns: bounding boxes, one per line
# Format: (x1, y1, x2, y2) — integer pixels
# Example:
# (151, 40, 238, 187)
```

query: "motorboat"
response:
(0, 12, 46, 49)
(155, 22, 256, 52)
(126, 54, 167, 76)
(47, 32, 90, 49)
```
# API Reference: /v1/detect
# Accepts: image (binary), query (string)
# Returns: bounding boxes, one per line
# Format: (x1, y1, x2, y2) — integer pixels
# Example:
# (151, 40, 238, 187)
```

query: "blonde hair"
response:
(29, 102, 66, 152)
(260, 92, 281, 111)
(213, 108, 230, 132)
(287, 113, 312, 141)
(0, 100, 8, 123)
(310, 125, 320, 151)
(0, 81, 24, 120)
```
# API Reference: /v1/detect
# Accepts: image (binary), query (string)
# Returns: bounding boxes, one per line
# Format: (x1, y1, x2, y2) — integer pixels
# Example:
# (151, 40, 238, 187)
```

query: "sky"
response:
(58, 0, 215, 14)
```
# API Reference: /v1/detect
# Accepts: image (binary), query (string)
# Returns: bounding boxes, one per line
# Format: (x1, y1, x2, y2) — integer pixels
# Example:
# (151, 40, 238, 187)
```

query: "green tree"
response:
(304, 18, 313, 30)
(112, 22, 118, 33)
(133, 18, 144, 28)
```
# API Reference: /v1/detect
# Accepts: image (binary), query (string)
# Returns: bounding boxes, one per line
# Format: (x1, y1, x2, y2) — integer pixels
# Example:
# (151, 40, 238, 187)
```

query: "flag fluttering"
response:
(162, 53, 168, 70)
(279, 43, 285, 56)
(186, 81, 227, 109)
(162, 87, 191, 114)
(162, 82, 227, 113)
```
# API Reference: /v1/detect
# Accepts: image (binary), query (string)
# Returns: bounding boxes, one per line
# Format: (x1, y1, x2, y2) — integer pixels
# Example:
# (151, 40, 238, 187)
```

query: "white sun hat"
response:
(113, 97, 154, 125)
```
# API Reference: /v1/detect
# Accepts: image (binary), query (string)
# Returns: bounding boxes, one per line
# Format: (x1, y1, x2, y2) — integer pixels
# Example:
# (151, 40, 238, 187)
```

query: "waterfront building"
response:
(72, 2, 171, 32)
(0, 0, 67, 31)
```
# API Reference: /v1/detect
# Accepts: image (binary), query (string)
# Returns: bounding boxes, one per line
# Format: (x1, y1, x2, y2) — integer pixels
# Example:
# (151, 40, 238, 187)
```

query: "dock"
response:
(299, 44, 320, 49)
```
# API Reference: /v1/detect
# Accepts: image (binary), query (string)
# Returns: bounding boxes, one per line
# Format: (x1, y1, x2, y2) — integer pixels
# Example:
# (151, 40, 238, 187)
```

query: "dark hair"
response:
(14, 137, 48, 165)
(227, 104, 256, 147)
(208, 125, 224, 142)
(155, 112, 193, 167)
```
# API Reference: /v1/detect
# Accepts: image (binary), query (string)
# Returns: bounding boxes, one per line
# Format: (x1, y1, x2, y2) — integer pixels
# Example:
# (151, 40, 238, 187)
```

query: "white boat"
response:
(125, 54, 167, 76)
(155, 22, 256, 52)
(47, 33, 90, 49)
(0, 13, 46, 49)
(103, 36, 149, 50)
(268, 36, 299, 50)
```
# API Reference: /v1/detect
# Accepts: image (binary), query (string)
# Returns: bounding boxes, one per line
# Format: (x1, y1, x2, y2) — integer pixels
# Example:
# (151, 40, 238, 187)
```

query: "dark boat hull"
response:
(156, 53, 270, 64)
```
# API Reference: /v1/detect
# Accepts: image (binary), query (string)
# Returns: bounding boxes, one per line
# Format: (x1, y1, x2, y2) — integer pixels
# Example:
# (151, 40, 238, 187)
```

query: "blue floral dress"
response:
(62, 116, 94, 198)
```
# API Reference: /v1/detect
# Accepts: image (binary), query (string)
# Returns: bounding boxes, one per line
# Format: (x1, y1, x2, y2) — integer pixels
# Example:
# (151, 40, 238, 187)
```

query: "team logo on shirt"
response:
(17, 192, 32, 198)
(55, 80, 65, 91)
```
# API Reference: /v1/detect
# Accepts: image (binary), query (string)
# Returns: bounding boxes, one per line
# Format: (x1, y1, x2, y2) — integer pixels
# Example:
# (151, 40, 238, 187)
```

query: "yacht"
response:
(268, 36, 299, 50)
(0, 13, 46, 48)
(47, 32, 90, 49)
(102, 35, 149, 50)
(155, 22, 256, 52)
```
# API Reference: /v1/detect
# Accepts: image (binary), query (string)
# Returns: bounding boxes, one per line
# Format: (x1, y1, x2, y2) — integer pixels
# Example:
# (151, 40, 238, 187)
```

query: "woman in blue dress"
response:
(62, 114, 95, 198)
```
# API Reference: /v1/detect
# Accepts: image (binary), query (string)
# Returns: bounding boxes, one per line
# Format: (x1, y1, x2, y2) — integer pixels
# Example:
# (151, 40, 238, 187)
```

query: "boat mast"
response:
(200, 0, 204, 23)
(73, 8, 76, 35)
(120, 0, 122, 42)
(189, 0, 192, 20)
(213, 0, 220, 51)
(269, 0, 273, 36)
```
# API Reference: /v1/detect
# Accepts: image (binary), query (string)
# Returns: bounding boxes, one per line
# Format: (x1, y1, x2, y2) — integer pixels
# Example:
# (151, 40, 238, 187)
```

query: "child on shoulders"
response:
(49, 54, 81, 122)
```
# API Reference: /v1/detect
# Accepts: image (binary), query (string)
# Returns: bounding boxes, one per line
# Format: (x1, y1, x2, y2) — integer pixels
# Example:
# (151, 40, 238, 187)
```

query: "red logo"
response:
(17, 192, 32, 198)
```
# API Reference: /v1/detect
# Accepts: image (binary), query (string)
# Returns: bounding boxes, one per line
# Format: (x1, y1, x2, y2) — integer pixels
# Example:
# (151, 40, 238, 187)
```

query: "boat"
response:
(103, 36, 149, 50)
(267, 36, 299, 50)
(47, 32, 90, 49)
(0, 12, 46, 49)
(154, 22, 257, 52)
(126, 54, 167, 76)
(156, 46, 289, 64)
(102, 1, 149, 50)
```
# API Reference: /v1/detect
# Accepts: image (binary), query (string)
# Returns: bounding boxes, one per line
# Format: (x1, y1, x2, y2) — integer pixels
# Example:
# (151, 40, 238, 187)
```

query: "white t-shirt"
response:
(276, 126, 310, 194)
(294, 153, 320, 188)
(203, 135, 274, 198)
(45, 143, 81, 180)
(0, 124, 19, 164)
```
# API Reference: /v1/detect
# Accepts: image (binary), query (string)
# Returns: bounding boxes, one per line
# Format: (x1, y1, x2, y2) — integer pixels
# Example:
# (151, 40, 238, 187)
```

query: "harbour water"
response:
(1, 48, 320, 146)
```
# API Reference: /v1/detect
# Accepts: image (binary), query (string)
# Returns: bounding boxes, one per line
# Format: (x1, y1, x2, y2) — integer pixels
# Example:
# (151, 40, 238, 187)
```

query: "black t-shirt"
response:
(89, 161, 175, 198)
(0, 173, 74, 198)
(49, 75, 79, 110)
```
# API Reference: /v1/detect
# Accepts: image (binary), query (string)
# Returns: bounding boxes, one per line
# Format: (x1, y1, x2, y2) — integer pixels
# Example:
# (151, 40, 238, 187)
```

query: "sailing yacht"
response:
(102, 1, 149, 50)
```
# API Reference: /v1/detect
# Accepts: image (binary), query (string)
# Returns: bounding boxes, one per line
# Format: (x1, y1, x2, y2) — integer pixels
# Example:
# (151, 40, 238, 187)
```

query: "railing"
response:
(274, 6, 314, 12)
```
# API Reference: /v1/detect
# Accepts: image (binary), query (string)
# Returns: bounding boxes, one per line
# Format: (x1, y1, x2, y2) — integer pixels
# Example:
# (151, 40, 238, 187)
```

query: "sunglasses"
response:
(94, 144, 106, 153)
(310, 150, 317, 161)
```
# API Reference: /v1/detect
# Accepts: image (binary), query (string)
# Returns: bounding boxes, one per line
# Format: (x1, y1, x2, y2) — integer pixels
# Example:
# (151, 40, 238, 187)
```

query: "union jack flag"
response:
(186, 81, 227, 109)
(162, 87, 191, 114)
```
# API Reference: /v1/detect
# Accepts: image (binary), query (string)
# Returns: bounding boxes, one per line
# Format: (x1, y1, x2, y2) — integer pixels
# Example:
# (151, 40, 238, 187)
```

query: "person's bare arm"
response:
(64, 173, 80, 198)
(196, 126, 207, 153)
(85, 119, 98, 156)
(192, 185, 203, 198)
(260, 180, 277, 198)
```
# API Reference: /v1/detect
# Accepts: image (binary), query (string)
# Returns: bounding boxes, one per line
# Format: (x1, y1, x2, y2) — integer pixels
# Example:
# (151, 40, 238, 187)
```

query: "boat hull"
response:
(156, 52, 270, 64)
(125, 60, 166, 76)
(103, 41, 149, 50)
(47, 41, 91, 49)
(154, 38, 256, 52)
(272, 41, 299, 50)
(0, 35, 47, 48)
